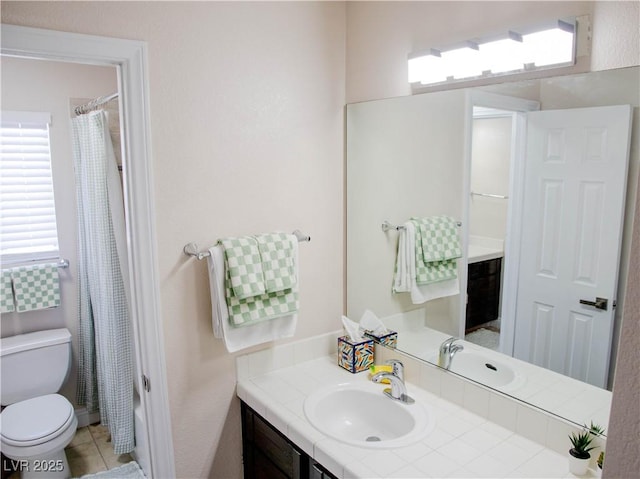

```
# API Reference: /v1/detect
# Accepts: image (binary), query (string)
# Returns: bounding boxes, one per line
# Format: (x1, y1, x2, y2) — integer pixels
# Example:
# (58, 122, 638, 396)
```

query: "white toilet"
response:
(0, 328, 77, 479)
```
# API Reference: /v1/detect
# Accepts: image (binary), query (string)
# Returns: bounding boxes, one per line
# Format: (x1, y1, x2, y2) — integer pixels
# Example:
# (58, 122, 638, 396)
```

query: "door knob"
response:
(579, 297, 608, 311)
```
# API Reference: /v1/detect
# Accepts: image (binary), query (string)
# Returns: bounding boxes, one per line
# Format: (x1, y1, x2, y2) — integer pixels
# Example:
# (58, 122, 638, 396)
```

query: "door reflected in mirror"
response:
(346, 66, 639, 432)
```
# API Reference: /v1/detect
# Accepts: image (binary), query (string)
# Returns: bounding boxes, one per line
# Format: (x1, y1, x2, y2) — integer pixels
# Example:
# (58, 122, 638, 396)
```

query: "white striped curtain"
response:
(72, 110, 134, 455)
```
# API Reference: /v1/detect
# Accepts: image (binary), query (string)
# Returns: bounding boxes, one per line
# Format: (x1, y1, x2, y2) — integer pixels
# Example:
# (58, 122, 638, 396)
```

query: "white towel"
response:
(393, 222, 459, 304)
(207, 245, 297, 353)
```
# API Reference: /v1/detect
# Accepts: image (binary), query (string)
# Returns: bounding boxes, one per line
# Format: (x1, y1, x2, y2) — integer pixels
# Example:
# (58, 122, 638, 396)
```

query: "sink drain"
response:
(365, 436, 381, 442)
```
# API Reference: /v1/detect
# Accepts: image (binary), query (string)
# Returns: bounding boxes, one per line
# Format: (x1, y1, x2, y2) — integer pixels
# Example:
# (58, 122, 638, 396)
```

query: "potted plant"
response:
(568, 430, 596, 475)
(596, 451, 605, 477)
(588, 421, 606, 438)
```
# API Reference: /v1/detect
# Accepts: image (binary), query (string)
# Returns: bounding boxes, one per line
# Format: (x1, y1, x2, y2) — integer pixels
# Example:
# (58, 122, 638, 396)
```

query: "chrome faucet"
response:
(371, 359, 415, 404)
(438, 337, 464, 370)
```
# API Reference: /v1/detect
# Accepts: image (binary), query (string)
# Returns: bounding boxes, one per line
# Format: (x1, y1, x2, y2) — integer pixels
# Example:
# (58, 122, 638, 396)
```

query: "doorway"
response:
(460, 90, 539, 356)
(1, 25, 175, 477)
(465, 107, 514, 351)
(462, 90, 633, 389)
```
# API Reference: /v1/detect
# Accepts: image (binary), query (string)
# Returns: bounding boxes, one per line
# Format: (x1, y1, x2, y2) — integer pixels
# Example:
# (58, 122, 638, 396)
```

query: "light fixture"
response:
(408, 49, 446, 84)
(441, 43, 482, 79)
(408, 18, 576, 86)
(478, 32, 523, 74)
(522, 20, 575, 67)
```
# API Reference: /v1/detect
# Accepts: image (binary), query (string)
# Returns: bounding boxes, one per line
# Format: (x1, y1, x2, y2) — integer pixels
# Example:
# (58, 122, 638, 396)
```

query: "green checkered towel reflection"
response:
(411, 216, 461, 285)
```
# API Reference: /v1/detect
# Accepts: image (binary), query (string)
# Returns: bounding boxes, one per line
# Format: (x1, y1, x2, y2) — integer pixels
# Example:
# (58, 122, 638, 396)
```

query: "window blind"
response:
(0, 111, 60, 263)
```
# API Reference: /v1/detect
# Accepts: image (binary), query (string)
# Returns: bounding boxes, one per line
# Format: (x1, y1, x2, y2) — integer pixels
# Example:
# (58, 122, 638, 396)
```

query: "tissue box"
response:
(364, 330, 398, 348)
(337, 336, 374, 373)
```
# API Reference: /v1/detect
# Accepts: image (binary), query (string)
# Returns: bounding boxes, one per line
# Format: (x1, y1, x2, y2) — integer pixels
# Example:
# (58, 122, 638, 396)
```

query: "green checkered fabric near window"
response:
(220, 234, 298, 327)
(0, 270, 15, 313)
(411, 216, 461, 285)
(10, 263, 61, 312)
(255, 233, 296, 293)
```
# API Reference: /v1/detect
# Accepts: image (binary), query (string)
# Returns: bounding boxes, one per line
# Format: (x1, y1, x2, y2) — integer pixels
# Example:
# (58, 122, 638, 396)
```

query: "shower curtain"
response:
(72, 110, 134, 455)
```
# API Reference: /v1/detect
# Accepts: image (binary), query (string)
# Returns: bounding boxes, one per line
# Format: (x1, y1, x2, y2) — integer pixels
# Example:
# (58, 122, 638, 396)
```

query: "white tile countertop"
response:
(467, 236, 504, 264)
(236, 345, 599, 479)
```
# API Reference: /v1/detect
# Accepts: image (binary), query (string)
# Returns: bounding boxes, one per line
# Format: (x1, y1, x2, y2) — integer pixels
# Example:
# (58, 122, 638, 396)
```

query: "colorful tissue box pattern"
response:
(337, 336, 374, 373)
(364, 330, 398, 348)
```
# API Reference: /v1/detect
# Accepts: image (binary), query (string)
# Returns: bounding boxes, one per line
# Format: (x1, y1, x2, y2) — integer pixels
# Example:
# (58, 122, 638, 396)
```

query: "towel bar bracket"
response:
(183, 243, 210, 260)
(382, 220, 406, 232)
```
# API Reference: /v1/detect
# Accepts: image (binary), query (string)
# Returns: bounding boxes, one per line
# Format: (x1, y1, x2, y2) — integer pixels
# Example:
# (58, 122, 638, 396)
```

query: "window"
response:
(0, 111, 60, 264)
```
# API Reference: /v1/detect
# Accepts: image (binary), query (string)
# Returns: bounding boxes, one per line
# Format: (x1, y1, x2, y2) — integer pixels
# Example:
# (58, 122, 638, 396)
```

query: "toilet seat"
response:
(1, 394, 75, 447)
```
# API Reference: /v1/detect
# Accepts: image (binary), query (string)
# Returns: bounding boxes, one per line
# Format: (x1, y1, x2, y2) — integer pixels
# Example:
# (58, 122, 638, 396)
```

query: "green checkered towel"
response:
(219, 236, 266, 300)
(255, 233, 296, 293)
(1, 270, 15, 313)
(411, 216, 461, 285)
(219, 234, 298, 327)
(10, 263, 61, 312)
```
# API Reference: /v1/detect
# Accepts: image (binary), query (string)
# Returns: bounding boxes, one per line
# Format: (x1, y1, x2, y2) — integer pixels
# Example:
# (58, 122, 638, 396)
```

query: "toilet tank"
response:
(0, 328, 72, 406)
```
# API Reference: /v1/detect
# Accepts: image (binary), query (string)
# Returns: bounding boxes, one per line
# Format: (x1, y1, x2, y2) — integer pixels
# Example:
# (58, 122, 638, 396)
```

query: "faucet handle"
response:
(385, 359, 404, 380)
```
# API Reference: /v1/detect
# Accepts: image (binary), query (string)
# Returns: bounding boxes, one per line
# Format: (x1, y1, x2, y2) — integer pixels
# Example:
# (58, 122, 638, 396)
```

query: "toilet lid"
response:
(1, 394, 74, 445)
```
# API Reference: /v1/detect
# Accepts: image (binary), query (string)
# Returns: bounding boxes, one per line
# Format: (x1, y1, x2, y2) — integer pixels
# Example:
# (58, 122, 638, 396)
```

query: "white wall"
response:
(605, 171, 640, 478)
(591, 0, 640, 71)
(0, 57, 118, 409)
(1, 2, 346, 478)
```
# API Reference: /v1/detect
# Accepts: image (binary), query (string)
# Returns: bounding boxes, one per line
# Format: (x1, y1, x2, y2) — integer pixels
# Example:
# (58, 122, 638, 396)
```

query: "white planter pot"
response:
(568, 453, 590, 476)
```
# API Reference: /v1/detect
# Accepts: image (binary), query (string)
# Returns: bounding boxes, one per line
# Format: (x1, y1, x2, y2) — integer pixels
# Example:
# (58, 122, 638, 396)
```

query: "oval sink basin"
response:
(304, 382, 433, 448)
(431, 350, 524, 391)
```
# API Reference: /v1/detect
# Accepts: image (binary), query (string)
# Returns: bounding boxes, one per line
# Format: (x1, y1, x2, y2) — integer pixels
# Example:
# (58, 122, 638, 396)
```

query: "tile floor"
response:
(66, 424, 134, 477)
(465, 318, 501, 350)
(5, 424, 133, 478)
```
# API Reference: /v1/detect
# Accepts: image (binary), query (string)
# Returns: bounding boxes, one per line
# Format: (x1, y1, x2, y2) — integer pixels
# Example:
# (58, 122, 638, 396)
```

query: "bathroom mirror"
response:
(346, 66, 639, 432)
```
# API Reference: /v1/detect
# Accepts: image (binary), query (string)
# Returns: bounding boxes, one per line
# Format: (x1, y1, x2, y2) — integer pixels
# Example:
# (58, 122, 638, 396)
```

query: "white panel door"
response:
(513, 105, 632, 388)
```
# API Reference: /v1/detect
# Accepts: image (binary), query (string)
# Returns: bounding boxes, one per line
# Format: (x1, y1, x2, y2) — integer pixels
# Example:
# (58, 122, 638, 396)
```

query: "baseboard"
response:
(75, 406, 100, 428)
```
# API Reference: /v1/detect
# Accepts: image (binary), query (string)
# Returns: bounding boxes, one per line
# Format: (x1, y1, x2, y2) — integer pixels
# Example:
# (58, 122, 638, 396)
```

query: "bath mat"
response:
(465, 327, 500, 351)
(76, 461, 145, 479)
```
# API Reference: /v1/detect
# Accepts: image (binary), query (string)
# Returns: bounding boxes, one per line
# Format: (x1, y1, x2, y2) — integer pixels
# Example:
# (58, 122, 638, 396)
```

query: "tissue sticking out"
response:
(360, 309, 389, 336)
(360, 310, 398, 349)
(341, 315, 365, 343)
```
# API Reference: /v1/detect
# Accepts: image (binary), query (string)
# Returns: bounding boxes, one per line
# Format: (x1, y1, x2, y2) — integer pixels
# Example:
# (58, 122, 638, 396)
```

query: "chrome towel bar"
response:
(2, 259, 69, 270)
(382, 220, 461, 232)
(470, 191, 509, 200)
(184, 230, 310, 260)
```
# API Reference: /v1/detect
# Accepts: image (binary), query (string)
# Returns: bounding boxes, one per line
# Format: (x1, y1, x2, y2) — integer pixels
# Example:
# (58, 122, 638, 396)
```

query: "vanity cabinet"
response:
(241, 402, 337, 479)
(308, 461, 336, 479)
(466, 257, 502, 332)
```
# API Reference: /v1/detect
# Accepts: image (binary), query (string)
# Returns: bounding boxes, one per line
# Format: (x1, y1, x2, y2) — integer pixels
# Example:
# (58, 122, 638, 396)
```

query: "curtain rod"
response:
(74, 92, 119, 116)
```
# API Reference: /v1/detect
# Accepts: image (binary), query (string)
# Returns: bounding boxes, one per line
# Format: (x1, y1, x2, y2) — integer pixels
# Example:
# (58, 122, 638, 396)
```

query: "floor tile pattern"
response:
(3, 425, 133, 478)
